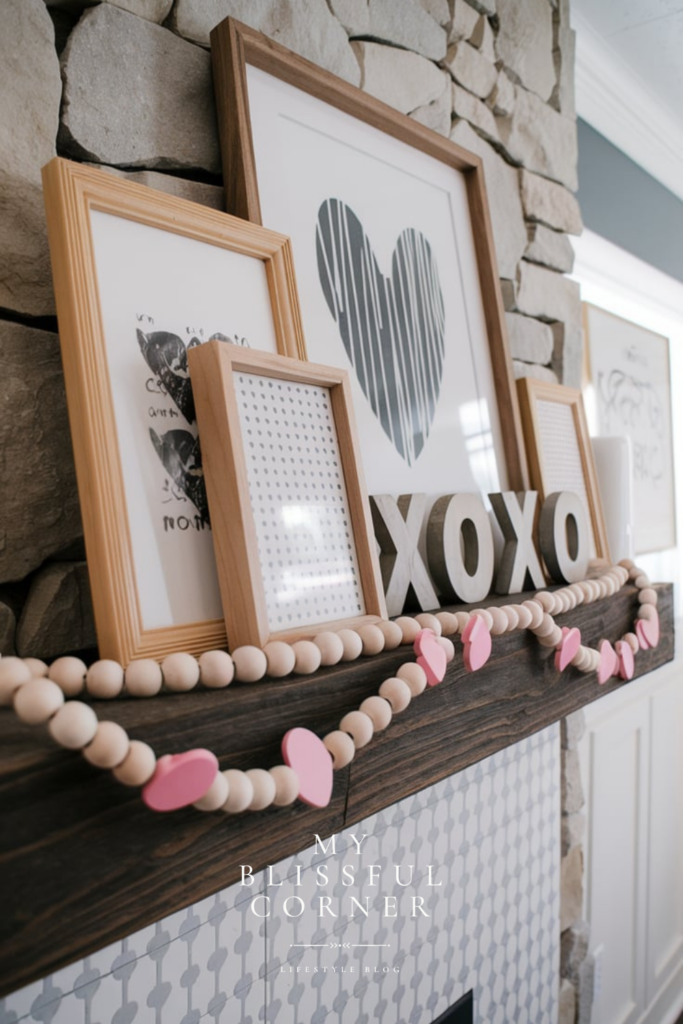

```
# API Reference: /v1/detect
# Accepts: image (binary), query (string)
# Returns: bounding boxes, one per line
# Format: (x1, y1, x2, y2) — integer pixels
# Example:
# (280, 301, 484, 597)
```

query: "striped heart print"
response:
(316, 198, 445, 466)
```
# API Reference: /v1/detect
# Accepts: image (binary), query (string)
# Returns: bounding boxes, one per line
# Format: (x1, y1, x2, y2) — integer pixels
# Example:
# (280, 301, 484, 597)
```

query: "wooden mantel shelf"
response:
(0, 583, 674, 995)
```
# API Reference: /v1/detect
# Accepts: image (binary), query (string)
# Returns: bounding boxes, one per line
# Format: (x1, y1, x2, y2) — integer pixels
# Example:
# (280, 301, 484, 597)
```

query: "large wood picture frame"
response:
(188, 342, 387, 648)
(211, 18, 528, 497)
(42, 157, 306, 664)
(516, 378, 610, 561)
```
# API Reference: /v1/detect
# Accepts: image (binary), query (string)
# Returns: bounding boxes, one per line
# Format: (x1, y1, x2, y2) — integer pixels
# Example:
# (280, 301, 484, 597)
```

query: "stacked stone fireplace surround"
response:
(1, 0, 589, 1020)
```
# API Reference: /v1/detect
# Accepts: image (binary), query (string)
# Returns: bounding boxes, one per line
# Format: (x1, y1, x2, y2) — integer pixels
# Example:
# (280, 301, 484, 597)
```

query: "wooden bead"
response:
(270, 765, 300, 806)
(537, 624, 563, 647)
(246, 768, 276, 811)
(48, 701, 98, 749)
(359, 695, 392, 731)
(379, 676, 411, 713)
(488, 607, 508, 635)
(0, 657, 32, 705)
(396, 662, 427, 696)
(113, 741, 157, 786)
(619, 558, 635, 570)
(48, 656, 86, 697)
(193, 771, 229, 811)
(638, 588, 658, 606)
(455, 611, 471, 633)
(357, 624, 385, 656)
(535, 592, 555, 612)
(375, 619, 403, 650)
(23, 658, 48, 677)
(432, 611, 455, 636)
(602, 576, 617, 597)
(83, 721, 130, 769)
(634, 574, 651, 590)
(323, 730, 355, 769)
(637, 603, 657, 622)
(339, 709, 374, 749)
(222, 769, 253, 813)
(514, 604, 533, 630)
(568, 583, 585, 604)
(13, 677, 64, 724)
(86, 660, 124, 700)
(615, 566, 630, 585)
(124, 659, 163, 697)
(521, 600, 544, 629)
(337, 629, 363, 662)
(263, 641, 296, 678)
(437, 636, 455, 663)
(589, 557, 609, 571)
(394, 616, 421, 645)
(533, 613, 556, 638)
(291, 640, 322, 674)
(232, 646, 268, 682)
(161, 652, 200, 692)
(199, 650, 235, 688)
(501, 605, 519, 631)
(624, 632, 639, 654)
(414, 613, 442, 636)
(314, 631, 345, 665)
(471, 608, 493, 630)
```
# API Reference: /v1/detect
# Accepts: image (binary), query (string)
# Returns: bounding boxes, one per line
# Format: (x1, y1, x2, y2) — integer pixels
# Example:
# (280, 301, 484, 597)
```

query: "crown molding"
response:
(573, 9, 683, 204)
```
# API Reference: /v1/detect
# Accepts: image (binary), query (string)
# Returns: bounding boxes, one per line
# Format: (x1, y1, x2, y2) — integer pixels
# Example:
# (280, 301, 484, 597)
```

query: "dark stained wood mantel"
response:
(0, 584, 674, 995)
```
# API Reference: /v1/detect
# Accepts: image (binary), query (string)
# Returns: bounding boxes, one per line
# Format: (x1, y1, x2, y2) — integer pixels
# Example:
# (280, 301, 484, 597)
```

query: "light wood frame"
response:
(516, 378, 611, 561)
(210, 17, 528, 494)
(188, 341, 387, 648)
(42, 157, 307, 664)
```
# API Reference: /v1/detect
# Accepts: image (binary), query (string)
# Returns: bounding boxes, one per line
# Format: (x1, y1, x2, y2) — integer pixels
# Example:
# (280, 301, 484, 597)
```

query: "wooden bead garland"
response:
(1, 559, 661, 818)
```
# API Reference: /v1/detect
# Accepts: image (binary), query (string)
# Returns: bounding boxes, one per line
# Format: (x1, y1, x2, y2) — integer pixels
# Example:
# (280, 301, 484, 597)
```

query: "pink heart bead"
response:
(597, 639, 618, 685)
(462, 615, 492, 672)
(616, 640, 634, 680)
(282, 727, 333, 809)
(413, 628, 447, 687)
(142, 749, 218, 812)
(554, 626, 581, 672)
(636, 609, 659, 650)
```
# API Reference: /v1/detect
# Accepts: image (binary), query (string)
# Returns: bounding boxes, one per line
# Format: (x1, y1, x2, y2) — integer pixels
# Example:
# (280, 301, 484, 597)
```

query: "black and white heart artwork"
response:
(316, 198, 446, 466)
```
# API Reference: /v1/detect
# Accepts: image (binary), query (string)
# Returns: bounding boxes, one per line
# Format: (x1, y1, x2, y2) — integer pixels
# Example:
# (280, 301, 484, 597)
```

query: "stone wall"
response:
(0, 0, 581, 661)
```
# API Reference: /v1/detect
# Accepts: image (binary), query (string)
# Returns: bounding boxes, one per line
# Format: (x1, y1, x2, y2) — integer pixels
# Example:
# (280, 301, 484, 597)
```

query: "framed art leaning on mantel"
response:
(42, 158, 306, 664)
(211, 18, 528, 498)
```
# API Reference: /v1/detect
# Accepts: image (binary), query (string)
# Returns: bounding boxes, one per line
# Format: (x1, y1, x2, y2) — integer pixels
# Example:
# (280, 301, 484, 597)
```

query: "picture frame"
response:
(42, 157, 306, 664)
(583, 302, 676, 554)
(516, 378, 610, 561)
(188, 341, 387, 648)
(210, 18, 528, 500)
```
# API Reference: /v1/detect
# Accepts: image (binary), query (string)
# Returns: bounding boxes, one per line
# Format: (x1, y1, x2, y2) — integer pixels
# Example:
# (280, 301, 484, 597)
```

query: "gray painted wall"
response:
(577, 119, 683, 284)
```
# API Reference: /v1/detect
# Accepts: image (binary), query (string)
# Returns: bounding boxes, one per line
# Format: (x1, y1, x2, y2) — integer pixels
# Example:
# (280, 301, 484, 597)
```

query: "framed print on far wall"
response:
(42, 157, 306, 665)
(583, 302, 676, 554)
(516, 378, 610, 561)
(211, 18, 528, 499)
(188, 342, 387, 649)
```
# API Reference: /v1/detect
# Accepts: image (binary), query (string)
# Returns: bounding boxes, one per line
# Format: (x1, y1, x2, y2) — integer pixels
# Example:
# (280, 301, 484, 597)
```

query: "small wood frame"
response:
(42, 157, 306, 664)
(516, 378, 610, 561)
(210, 17, 528, 496)
(188, 342, 387, 648)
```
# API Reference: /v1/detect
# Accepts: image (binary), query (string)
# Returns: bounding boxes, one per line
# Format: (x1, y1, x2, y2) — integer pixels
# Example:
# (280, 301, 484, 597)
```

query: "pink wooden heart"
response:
(597, 639, 618, 685)
(616, 640, 635, 680)
(282, 727, 333, 809)
(462, 615, 492, 672)
(142, 749, 218, 812)
(636, 609, 659, 649)
(414, 628, 447, 687)
(554, 626, 581, 672)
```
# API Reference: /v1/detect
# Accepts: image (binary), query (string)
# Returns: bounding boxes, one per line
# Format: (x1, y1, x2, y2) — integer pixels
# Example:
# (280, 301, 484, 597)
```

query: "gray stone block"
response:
(171, 0, 361, 85)
(0, 0, 61, 316)
(17, 562, 96, 659)
(448, 0, 480, 43)
(562, 709, 586, 749)
(353, 42, 447, 115)
(329, 0, 447, 61)
(562, 812, 586, 856)
(520, 168, 583, 235)
(96, 165, 225, 209)
(552, 0, 576, 118)
(505, 312, 554, 364)
(469, 15, 495, 62)
(561, 919, 590, 985)
(59, 4, 220, 173)
(551, 318, 583, 389)
(451, 85, 499, 144)
(46, 0, 174, 22)
(512, 359, 558, 384)
(418, 0, 450, 26)
(0, 321, 83, 584)
(498, 86, 578, 191)
(560, 844, 584, 932)
(445, 40, 497, 99)
(410, 76, 453, 136)
(559, 978, 576, 1024)
(487, 69, 515, 117)
(526, 223, 575, 273)
(516, 260, 581, 324)
(500, 278, 518, 312)
(451, 121, 525, 278)
(562, 747, 585, 814)
(0, 603, 17, 657)
(495, 0, 555, 102)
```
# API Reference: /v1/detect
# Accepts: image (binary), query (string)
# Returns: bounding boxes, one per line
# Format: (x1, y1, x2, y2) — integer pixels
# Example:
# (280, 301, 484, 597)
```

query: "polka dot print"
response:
(234, 372, 366, 629)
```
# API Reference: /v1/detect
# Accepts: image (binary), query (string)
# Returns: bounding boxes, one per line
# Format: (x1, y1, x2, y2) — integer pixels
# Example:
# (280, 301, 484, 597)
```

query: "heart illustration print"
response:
(316, 199, 446, 466)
